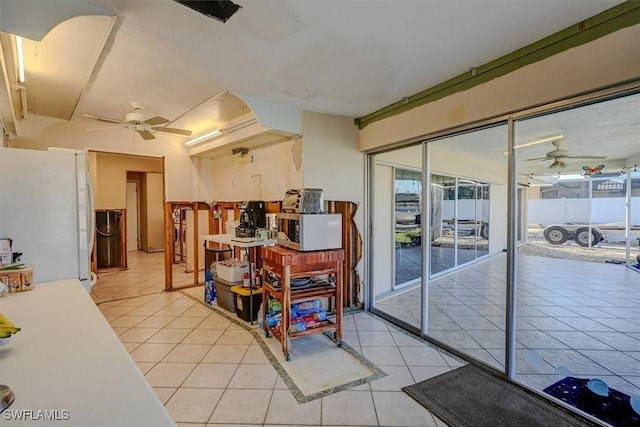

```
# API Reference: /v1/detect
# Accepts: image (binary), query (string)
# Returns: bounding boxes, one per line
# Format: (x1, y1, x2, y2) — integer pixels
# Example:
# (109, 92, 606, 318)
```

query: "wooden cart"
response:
(261, 246, 344, 361)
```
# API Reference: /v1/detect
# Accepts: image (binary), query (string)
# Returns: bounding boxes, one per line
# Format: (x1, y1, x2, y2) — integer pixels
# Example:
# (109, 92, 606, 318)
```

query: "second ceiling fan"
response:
(526, 139, 605, 169)
(84, 101, 192, 140)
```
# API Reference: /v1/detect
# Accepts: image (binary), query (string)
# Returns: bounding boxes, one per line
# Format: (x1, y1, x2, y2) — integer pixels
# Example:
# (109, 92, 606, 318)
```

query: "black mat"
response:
(402, 365, 596, 427)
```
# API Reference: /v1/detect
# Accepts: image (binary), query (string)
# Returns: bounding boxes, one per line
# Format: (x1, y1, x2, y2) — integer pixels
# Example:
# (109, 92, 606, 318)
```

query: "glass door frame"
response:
(366, 79, 640, 373)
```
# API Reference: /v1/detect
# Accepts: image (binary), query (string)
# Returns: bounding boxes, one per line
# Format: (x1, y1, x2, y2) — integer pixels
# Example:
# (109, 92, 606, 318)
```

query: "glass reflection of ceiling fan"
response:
(83, 101, 192, 140)
(526, 140, 605, 169)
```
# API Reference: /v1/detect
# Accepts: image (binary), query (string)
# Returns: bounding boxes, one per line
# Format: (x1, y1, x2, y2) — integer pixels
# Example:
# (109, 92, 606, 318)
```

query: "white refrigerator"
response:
(0, 147, 96, 291)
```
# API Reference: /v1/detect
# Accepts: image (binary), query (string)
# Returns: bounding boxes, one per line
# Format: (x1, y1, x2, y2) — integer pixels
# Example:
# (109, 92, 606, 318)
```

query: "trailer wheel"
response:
(480, 223, 489, 239)
(543, 226, 568, 245)
(574, 228, 602, 247)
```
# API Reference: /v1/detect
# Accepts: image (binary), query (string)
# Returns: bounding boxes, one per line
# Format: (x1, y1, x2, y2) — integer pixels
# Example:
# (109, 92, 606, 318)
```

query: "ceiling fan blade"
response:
(87, 124, 129, 131)
(565, 155, 607, 159)
(83, 114, 124, 124)
(136, 130, 155, 140)
(144, 116, 170, 126)
(525, 157, 551, 162)
(153, 126, 193, 136)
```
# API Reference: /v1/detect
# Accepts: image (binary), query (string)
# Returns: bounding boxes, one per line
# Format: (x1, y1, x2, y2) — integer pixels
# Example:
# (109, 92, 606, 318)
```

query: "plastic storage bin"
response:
(231, 285, 262, 322)
(213, 275, 237, 312)
(216, 262, 250, 283)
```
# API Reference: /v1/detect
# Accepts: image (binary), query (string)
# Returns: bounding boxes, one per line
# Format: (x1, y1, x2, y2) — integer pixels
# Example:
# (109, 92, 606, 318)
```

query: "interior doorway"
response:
(126, 181, 139, 252)
(88, 151, 165, 287)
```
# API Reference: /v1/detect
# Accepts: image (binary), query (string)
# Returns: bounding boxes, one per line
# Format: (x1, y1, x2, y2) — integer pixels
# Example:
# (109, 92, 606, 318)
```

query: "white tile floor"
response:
(93, 251, 460, 426)
(376, 251, 640, 398)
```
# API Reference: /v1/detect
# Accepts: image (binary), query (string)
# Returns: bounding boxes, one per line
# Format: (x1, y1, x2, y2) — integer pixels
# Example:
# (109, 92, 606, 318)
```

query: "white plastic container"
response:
(216, 261, 250, 283)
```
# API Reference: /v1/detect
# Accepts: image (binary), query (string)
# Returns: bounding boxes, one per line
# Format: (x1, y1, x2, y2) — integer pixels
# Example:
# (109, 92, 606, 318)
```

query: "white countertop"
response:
(0, 279, 176, 427)
(201, 233, 276, 248)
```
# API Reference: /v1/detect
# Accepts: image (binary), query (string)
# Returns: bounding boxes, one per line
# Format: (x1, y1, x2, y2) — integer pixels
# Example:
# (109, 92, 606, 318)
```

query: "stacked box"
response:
(0, 266, 33, 292)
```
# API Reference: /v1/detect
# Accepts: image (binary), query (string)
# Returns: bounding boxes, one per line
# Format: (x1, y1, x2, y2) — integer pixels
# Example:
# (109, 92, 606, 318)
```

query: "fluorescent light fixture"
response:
(15, 36, 25, 83)
(556, 173, 586, 181)
(184, 129, 221, 147)
(504, 134, 563, 155)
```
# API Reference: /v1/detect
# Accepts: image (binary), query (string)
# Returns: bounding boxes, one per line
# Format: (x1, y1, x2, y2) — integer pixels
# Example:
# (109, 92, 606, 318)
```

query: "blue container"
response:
(204, 270, 216, 305)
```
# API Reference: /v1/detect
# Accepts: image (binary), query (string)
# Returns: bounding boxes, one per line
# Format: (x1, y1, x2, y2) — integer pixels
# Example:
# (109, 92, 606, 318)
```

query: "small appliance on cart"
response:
(236, 201, 266, 238)
(276, 189, 342, 252)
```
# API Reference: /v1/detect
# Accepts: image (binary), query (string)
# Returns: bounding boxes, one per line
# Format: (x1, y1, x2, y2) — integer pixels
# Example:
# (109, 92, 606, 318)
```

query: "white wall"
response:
(361, 24, 640, 151)
(301, 112, 365, 299)
(301, 112, 363, 204)
(9, 118, 196, 201)
(207, 138, 303, 202)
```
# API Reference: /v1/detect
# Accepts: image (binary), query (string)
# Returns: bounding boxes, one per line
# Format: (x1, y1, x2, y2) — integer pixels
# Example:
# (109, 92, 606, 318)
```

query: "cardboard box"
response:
(204, 279, 216, 305)
(0, 252, 11, 266)
(0, 239, 11, 252)
(0, 266, 33, 292)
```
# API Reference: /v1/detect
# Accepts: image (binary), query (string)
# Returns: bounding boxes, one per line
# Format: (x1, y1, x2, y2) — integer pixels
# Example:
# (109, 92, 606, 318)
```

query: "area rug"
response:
(402, 364, 596, 427)
(181, 286, 385, 403)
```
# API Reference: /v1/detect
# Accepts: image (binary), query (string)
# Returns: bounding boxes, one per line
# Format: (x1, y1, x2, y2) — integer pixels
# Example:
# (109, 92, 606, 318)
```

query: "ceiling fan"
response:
(526, 140, 605, 169)
(83, 102, 192, 140)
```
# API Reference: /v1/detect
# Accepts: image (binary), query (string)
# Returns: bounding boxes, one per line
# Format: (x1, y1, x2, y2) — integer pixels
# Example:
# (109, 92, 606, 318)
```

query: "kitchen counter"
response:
(0, 279, 176, 426)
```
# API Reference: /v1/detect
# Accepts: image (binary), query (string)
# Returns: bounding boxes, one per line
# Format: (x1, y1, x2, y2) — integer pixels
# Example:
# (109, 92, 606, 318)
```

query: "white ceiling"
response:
(383, 91, 640, 177)
(1, 0, 626, 137)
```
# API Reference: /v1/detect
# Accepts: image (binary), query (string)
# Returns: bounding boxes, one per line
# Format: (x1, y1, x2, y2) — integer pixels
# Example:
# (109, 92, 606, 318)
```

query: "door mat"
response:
(544, 376, 640, 426)
(181, 286, 386, 404)
(402, 364, 597, 427)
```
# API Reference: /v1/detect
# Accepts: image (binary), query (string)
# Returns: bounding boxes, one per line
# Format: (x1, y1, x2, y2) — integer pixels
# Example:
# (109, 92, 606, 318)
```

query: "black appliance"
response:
(236, 201, 266, 238)
(96, 210, 124, 269)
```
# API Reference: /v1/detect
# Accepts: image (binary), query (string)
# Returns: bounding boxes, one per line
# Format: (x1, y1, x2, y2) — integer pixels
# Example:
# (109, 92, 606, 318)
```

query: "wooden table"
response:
(261, 246, 344, 360)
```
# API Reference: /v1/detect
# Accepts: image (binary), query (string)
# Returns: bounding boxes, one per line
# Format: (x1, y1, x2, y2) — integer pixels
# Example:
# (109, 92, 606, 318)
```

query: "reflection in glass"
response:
(431, 175, 456, 274)
(394, 168, 422, 287)
(430, 175, 490, 274)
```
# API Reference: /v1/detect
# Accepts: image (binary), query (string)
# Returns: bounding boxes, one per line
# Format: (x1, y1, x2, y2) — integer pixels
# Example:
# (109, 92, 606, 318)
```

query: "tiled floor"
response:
(377, 249, 640, 398)
(91, 251, 195, 303)
(93, 251, 462, 426)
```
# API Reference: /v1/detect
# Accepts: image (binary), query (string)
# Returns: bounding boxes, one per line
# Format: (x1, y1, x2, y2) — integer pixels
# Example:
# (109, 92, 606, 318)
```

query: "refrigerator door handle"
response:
(87, 171, 95, 253)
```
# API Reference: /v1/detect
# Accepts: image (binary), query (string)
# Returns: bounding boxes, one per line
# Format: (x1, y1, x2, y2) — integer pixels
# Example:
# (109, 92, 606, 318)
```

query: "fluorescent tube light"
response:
(504, 134, 563, 155)
(16, 36, 25, 83)
(184, 129, 221, 147)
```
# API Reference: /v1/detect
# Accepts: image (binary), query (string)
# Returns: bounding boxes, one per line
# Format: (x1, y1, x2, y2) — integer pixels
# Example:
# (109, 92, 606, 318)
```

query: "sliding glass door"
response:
(368, 84, 640, 426)
(512, 93, 640, 423)
(425, 125, 508, 368)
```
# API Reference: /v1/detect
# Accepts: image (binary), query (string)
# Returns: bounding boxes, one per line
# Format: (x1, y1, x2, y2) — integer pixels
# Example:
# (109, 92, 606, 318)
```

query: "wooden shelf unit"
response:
(261, 246, 344, 360)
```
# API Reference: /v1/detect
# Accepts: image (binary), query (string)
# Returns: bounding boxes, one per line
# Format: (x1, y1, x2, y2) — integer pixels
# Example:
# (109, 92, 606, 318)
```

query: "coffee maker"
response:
(236, 201, 266, 238)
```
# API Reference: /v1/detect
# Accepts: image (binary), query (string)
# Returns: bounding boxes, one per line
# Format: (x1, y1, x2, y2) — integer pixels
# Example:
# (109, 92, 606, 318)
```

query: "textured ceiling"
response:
(0, 0, 629, 144)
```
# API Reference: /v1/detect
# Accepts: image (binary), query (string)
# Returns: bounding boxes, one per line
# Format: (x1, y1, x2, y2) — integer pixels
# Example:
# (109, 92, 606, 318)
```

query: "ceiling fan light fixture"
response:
(126, 111, 146, 122)
(184, 129, 222, 147)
